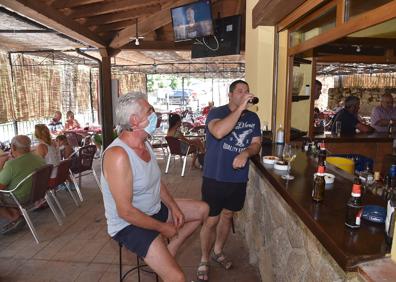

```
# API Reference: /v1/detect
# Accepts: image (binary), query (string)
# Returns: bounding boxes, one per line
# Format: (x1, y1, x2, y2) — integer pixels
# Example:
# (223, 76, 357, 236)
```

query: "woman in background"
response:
(34, 124, 61, 179)
(64, 111, 81, 131)
(167, 113, 205, 168)
(55, 135, 74, 159)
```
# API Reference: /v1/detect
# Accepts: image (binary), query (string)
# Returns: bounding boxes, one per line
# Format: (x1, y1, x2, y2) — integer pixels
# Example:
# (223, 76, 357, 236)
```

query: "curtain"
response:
(11, 54, 61, 121)
(0, 52, 14, 123)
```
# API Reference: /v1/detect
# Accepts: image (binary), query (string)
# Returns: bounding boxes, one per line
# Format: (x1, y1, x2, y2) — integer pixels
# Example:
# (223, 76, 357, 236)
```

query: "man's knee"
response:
(165, 269, 185, 282)
(200, 202, 209, 220)
(204, 215, 220, 229)
(221, 209, 234, 220)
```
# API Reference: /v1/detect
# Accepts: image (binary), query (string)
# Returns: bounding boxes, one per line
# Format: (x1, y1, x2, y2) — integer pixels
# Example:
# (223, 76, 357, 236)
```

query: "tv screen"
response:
(171, 0, 214, 41)
(191, 15, 242, 58)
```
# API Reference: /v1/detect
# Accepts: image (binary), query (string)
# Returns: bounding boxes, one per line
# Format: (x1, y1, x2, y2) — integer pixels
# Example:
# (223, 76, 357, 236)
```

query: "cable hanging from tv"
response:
(193, 35, 219, 51)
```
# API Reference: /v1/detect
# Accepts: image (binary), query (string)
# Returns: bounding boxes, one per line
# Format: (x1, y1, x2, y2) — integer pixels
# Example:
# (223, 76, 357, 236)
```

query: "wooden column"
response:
(99, 49, 114, 149)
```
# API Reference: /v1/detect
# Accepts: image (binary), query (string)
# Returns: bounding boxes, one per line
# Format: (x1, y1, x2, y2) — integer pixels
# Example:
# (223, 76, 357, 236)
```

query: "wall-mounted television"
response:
(171, 0, 214, 42)
(191, 15, 242, 58)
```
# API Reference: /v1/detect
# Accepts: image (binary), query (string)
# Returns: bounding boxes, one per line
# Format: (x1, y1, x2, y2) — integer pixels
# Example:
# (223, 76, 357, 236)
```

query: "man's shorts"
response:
(201, 177, 247, 217)
(112, 203, 168, 258)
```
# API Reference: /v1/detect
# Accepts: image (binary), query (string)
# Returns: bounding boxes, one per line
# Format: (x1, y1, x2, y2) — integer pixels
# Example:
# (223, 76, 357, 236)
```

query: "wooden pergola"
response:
(0, 0, 246, 148)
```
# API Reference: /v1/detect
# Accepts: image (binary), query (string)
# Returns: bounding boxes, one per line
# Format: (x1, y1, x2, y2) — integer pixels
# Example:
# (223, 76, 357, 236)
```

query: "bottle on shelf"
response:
(345, 178, 364, 229)
(276, 124, 284, 144)
(312, 165, 326, 202)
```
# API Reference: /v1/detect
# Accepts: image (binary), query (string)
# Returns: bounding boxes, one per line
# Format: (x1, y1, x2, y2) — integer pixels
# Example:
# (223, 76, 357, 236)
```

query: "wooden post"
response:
(99, 49, 114, 149)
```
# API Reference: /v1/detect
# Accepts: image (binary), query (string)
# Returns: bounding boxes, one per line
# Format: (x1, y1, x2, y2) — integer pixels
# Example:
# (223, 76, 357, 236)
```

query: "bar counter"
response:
(312, 132, 394, 172)
(237, 145, 390, 281)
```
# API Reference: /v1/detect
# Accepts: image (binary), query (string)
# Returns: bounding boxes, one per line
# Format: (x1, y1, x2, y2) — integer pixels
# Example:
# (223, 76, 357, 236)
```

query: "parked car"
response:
(168, 89, 192, 105)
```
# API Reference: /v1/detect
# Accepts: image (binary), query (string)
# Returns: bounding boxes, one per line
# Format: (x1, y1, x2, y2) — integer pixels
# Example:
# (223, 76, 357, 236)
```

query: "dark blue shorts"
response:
(112, 203, 169, 258)
(202, 177, 247, 217)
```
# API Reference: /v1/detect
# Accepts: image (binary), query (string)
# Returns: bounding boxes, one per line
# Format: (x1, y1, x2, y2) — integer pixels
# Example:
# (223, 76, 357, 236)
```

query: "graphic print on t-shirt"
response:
(223, 120, 255, 153)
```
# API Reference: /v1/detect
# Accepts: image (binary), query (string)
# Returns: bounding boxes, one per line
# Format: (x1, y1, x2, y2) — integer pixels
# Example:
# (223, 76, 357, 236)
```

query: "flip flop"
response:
(211, 250, 232, 270)
(196, 261, 209, 282)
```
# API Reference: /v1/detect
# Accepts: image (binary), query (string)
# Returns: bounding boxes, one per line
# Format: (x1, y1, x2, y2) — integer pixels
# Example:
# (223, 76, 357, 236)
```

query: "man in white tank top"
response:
(101, 92, 209, 282)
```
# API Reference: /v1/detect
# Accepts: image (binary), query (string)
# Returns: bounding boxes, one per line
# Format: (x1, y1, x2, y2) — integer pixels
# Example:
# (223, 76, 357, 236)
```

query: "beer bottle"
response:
(318, 142, 327, 167)
(312, 166, 325, 202)
(345, 178, 363, 229)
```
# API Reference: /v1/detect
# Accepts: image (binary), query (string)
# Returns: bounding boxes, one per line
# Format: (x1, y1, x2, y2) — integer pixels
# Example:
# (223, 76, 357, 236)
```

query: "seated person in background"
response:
(64, 111, 81, 131)
(34, 124, 61, 180)
(55, 135, 74, 159)
(101, 92, 208, 282)
(0, 135, 45, 234)
(48, 110, 64, 133)
(202, 101, 214, 116)
(167, 113, 205, 168)
(370, 93, 396, 132)
(331, 96, 374, 135)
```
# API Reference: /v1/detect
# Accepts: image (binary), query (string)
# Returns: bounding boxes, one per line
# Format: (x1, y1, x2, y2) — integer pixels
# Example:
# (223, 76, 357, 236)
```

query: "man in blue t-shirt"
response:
(331, 96, 373, 135)
(197, 80, 261, 281)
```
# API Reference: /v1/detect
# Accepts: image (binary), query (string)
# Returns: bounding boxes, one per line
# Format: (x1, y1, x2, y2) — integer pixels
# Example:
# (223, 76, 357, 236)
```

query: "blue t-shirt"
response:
(203, 105, 261, 183)
(331, 108, 358, 135)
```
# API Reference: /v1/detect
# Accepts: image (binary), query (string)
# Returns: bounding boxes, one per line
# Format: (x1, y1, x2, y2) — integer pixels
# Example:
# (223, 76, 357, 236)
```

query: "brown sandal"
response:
(196, 261, 209, 282)
(211, 250, 232, 270)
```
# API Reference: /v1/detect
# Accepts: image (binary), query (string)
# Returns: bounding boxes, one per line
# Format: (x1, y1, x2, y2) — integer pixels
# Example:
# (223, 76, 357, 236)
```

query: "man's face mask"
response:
(144, 112, 158, 135)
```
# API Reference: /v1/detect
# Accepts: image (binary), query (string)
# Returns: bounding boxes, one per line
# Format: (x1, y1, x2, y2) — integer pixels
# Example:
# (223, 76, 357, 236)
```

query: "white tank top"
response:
(101, 138, 161, 237)
(42, 142, 61, 178)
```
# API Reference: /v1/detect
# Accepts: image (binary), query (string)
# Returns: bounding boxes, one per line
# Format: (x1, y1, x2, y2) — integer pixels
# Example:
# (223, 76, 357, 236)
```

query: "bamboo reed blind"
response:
(0, 51, 146, 124)
(341, 73, 396, 89)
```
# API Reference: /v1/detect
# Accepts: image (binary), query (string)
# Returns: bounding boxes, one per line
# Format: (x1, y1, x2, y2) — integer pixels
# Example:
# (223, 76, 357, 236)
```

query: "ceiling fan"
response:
(130, 18, 144, 46)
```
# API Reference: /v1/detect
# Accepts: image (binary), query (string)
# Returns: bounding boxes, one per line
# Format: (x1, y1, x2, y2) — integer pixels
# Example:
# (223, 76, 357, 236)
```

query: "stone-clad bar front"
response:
(236, 146, 388, 282)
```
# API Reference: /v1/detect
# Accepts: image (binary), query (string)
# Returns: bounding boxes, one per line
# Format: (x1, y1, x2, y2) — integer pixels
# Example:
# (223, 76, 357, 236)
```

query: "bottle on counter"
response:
(388, 120, 393, 135)
(371, 171, 383, 195)
(318, 142, 327, 167)
(312, 165, 326, 202)
(359, 162, 374, 194)
(385, 191, 396, 246)
(345, 178, 364, 229)
(276, 124, 285, 144)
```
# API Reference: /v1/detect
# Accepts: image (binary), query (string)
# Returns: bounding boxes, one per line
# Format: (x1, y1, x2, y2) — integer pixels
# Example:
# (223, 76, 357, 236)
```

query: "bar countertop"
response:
(313, 132, 394, 143)
(251, 146, 389, 271)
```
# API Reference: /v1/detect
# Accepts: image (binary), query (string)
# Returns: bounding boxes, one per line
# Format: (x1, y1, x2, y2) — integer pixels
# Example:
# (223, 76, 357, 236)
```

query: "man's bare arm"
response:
(103, 147, 176, 237)
(208, 94, 253, 139)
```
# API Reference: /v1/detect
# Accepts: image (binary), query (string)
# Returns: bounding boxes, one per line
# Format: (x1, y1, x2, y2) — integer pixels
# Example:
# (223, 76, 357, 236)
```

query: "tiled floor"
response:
(0, 151, 261, 281)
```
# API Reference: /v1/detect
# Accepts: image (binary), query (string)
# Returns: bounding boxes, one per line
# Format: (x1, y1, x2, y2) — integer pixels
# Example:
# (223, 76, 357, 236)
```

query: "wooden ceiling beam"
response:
(83, 6, 159, 26)
(1, 0, 107, 48)
(51, 0, 103, 9)
(252, 0, 305, 28)
(110, 0, 193, 49)
(69, 0, 160, 19)
(121, 40, 192, 51)
(317, 54, 396, 64)
(94, 19, 136, 33)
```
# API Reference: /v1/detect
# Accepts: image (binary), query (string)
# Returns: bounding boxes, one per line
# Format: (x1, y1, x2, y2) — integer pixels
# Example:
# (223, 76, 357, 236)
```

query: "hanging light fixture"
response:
(130, 18, 144, 46)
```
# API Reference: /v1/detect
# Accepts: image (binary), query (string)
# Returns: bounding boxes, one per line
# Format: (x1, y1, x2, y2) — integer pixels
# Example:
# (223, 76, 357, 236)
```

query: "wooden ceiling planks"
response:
(1, 0, 107, 47)
(252, 0, 305, 27)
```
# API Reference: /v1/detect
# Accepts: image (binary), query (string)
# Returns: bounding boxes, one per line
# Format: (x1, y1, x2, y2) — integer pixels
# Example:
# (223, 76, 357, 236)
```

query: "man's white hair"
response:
(116, 92, 147, 131)
(11, 135, 31, 153)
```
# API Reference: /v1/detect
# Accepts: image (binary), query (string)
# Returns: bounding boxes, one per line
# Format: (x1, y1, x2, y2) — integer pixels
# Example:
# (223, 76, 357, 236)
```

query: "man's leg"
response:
(213, 209, 233, 254)
(197, 215, 220, 281)
(144, 236, 185, 282)
(167, 198, 209, 256)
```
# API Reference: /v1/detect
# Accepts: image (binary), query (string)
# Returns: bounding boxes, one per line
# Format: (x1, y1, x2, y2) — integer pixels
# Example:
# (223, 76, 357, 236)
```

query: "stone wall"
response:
(328, 88, 396, 116)
(236, 164, 365, 282)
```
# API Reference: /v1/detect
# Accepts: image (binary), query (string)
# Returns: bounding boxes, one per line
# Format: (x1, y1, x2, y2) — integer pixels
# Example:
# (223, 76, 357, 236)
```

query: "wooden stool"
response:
(118, 242, 159, 282)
